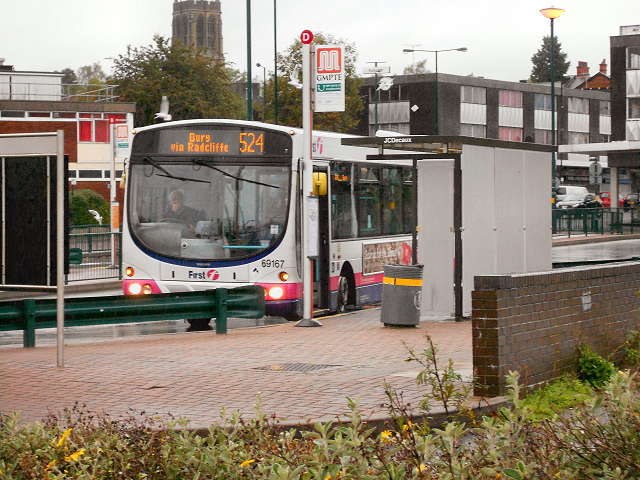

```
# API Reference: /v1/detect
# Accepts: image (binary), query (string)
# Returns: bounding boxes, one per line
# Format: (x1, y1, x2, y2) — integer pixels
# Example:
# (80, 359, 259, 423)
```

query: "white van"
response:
(555, 185, 589, 201)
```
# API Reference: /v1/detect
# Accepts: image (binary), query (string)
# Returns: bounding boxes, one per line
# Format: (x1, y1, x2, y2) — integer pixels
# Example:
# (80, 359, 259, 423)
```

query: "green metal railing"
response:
(552, 208, 640, 237)
(0, 286, 266, 347)
(67, 225, 122, 282)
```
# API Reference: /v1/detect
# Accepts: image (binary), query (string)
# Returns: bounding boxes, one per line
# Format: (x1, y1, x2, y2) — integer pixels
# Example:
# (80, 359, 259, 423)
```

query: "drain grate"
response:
(255, 363, 341, 373)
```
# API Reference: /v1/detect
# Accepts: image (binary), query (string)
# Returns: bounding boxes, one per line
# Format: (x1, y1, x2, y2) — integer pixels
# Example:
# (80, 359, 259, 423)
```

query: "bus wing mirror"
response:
(312, 172, 327, 196)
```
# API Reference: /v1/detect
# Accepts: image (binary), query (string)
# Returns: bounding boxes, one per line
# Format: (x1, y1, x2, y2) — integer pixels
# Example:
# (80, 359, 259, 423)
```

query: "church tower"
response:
(172, 0, 224, 64)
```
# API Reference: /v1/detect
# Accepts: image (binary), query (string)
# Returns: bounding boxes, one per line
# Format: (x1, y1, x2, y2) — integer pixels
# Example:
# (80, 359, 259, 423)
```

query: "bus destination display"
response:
(158, 129, 264, 155)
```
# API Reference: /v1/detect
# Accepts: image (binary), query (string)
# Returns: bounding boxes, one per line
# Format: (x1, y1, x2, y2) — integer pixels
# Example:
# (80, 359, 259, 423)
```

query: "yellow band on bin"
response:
(382, 277, 422, 287)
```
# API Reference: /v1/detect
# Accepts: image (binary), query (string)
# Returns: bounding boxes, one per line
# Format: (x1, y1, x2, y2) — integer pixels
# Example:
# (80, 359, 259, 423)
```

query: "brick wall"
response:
(472, 262, 640, 396)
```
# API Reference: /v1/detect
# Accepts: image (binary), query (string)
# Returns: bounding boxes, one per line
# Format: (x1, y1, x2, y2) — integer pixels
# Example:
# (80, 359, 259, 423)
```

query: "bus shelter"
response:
(342, 135, 555, 320)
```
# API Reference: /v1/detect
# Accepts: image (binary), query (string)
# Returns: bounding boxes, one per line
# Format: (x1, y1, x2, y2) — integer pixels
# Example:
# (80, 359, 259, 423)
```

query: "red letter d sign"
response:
(301, 30, 313, 44)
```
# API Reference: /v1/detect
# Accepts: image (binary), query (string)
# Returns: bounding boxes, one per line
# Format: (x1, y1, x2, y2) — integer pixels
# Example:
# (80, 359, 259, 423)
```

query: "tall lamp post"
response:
(403, 47, 467, 135)
(540, 7, 565, 208)
(273, 0, 278, 124)
(246, 0, 252, 121)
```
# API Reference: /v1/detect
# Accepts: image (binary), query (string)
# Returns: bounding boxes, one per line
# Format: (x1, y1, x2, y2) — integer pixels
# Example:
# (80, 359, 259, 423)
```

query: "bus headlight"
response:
(126, 267, 134, 277)
(279, 271, 289, 282)
(268, 286, 285, 300)
(128, 282, 154, 295)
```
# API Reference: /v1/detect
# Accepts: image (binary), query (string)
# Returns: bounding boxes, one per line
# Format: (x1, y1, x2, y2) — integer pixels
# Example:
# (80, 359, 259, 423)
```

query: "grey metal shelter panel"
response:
(524, 151, 552, 271)
(0, 133, 58, 157)
(494, 148, 526, 274)
(418, 159, 455, 317)
(461, 145, 498, 316)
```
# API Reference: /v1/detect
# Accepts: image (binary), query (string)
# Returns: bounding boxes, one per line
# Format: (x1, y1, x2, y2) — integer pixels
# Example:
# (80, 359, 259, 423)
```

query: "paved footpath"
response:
(0, 308, 476, 429)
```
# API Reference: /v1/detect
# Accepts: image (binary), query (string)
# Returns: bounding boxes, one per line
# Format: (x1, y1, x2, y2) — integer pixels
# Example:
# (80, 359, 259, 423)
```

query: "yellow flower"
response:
(64, 449, 86, 462)
(403, 424, 409, 431)
(324, 475, 332, 480)
(240, 459, 255, 467)
(45, 460, 57, 472)
(381, 430, 393, 442)
(56, 428, 72, 447)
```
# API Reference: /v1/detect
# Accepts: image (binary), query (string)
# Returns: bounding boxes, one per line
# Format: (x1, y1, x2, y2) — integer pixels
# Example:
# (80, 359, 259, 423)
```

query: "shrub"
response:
(578, 344, 616, 389)
(70, 189, 110, 226)
(520, 374, 594, 422)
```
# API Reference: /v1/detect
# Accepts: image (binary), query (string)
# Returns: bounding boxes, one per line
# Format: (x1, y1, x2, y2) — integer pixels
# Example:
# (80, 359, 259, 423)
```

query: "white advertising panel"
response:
(313, 45, 345, 112)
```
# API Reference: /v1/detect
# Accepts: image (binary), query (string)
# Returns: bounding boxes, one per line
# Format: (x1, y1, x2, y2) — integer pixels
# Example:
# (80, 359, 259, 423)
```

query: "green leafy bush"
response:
(520, 374, 594, 422)
(2, 336, 640, 479)
(69, 189, 110, 226)
(578, 344, 616, 389)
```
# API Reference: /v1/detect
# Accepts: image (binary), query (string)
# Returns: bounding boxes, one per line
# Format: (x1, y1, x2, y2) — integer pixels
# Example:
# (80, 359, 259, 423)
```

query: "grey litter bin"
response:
(380, 264, 424, 326)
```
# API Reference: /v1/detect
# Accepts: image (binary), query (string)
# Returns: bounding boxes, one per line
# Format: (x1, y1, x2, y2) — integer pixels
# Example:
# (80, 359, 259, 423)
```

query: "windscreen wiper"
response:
(193, 158, 279, 189)
(143, 157, 210, 184)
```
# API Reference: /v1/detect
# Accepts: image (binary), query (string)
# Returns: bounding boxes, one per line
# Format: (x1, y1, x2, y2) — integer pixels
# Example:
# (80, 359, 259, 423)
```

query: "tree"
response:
(56, 68, 77, 84)
(260, 33, 363, 133)
(403, 59, 430, 75)
(530, 35, 570, 83)
(77, 63, 107, 84)
(111, 35, 244, 127)
(69, 189, 110, 226)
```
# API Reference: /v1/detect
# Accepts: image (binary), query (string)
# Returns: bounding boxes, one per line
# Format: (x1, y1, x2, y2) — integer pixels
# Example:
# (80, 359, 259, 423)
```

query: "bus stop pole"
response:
(298, 40, 321, 327)
(56, 130, 65, 367)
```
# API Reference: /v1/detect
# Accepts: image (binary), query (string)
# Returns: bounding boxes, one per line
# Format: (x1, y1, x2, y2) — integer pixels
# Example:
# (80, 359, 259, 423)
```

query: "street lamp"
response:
(256, 63, 266, 117)
(540, 6, 565, 208)
(403, 47, 467, 135)
(273, 0, 278, 124)
(366, 61, 387, 134)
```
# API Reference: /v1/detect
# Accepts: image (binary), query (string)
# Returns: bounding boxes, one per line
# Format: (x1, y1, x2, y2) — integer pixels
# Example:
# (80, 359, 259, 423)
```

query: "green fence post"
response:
(22, 299, 36, 348)
(215, 288, 228, 334)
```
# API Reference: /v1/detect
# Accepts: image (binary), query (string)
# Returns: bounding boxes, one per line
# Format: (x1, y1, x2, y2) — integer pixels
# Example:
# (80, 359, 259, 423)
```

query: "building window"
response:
(535, 94, 552, 110)
(499, 90, 522, 107)
(196, 15, 205, 48)
(499, 127, 522, 142)
(78, 113, 127, 143)
(460, 123, 486, 138)
(600, 101, 611, 116)
(460, 85, 486, 104)
(628, 46, 640, 70)
(568, 97, 589, 114)
(535, 129, 552, 145)
(0, 111, 25, 118)
(629, 98, 640, 119)
(600, 134, 611, 143)
(53, 112, 76, 119)
(208, 17, 216, 48)
(568, 132, 589, 144)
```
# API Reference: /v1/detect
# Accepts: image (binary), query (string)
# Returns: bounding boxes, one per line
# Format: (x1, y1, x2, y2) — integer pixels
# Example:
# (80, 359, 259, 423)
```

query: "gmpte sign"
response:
(314, 45, 345, 113)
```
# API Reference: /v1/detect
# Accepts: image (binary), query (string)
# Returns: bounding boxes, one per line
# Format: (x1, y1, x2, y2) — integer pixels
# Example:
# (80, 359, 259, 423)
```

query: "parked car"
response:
(599, 192, 624, 208)
(556, 193, 601, 209)
(555, 185, 589, 202)
(623, 193, 639, 211)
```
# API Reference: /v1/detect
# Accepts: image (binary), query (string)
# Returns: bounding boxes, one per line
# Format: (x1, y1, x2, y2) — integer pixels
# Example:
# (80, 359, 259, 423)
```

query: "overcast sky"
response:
(0, 0, 637, 83)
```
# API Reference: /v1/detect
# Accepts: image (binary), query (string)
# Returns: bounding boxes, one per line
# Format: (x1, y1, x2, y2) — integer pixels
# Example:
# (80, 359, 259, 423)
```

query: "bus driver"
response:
(164, 190, 201, 232)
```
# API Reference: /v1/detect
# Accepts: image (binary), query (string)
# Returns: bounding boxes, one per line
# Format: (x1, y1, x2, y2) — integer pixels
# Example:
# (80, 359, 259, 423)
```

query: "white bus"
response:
(122, 120, 415, 328)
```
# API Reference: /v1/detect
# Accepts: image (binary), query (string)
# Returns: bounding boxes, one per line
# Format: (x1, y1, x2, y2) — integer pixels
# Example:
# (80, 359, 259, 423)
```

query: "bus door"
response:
(312, 165, 330, 313)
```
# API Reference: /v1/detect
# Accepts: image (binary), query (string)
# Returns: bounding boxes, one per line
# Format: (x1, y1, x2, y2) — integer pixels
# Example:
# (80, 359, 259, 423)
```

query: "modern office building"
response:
(358, 69, 612, 189)
(604, 25, 640, 195)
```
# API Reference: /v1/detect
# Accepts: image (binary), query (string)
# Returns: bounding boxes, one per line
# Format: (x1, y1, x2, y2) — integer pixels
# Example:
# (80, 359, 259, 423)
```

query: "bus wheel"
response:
(187, 318, 212, 331)
(337, 274, 351, 313)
